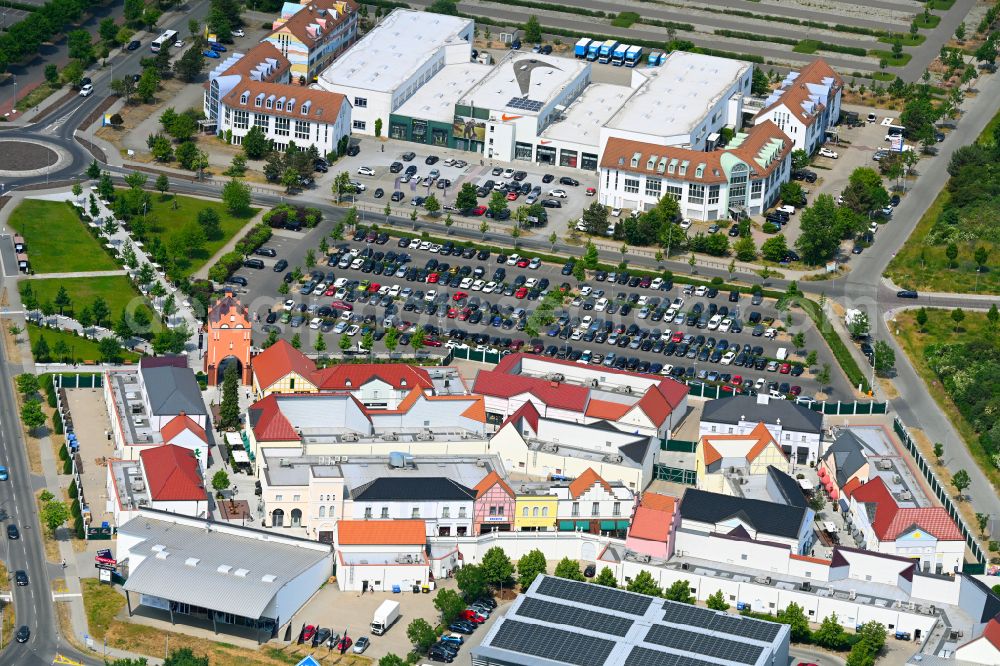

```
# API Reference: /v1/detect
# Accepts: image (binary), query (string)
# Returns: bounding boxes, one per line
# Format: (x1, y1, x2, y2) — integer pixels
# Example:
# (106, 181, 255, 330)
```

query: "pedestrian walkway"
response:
(24, 270, 128, 280)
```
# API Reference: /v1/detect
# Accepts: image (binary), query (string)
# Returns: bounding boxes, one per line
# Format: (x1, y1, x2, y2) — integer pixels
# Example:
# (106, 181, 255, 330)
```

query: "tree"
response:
(424, 193, 440, 215)
(15, 373, 39, 396)
(975, 246, 989, 272)
(222, 178, 252, 216)
(197, 208, 222, 239)
(263, 329, 279, 349)
(378, 656, 405, 666)
(242, 125, 272, 160)
(219, 363, 241, 429)
(91, 297, 111, 328)
(523, 14, 543, 42)
(594, 567, 618, 588)
(847, 310, 870, 339)
(124, 0, 145, 23)
(41, 500, 70, 534)
(211, 470, 231, 497)
(791, 149, 809, 170)
(951, 307, 965, 331)
(760, 235, 788, 263)
(406, 618, 437, 653)
(951, 469, 971, 500)
(873, 340, 895, 375)
(750, 67, 770, 95)
(456, 182, 478, 211)
(175, 141, 199, 170)
(934, 442, 944, 463)
(625, 570, 662, 597)
(842, 167, 889, 217)
(955, 21, 966, 41)
(339, 334, 351, 353)
(734, 236, 756, 262)
(479, 220, 489, 239)
(79, 307, 95, 334)
(977, 512, 990, 537)
(21, 399, 46, 433)
(706, 590, 729, 611)
(488, 191, 509, 218)
(175, 46, 206, 82)
(554, 557, 585, 581)
(582, 200, 609, 236)
(915, 307, 928, 331)
(314, 334, 327, 353)
(663, 580, 694, 604)
(481, 546, 514, 589)
(68, 29, 95, 63)
(791, 331, 805, 349)
(111, 76, 137, 104)
(53, 286, 72, 316)
(163, 647, 210, 666)
(87, 160, 102, 180)
(136, 68, 160, 104)
(814, 613, 848, 650)
(428, 0, 459, 14)
(455, 563, 488, 601)
(816, 363, 831, 387)
(433, 588, 466, 623)
(777, 602, 810, 642)
(98, 336, 123, 363)
(32, 335, 51, 363)
(780, 181, 805, 206)
(945, 242, 959, 268)
(900, 91, 941, 149)
(384, 326, 399, 355)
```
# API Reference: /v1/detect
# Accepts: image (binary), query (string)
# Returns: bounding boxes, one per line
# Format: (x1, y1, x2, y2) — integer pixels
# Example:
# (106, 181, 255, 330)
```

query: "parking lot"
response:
(227, 220, 854, 400)
(313, 137, 600, 238)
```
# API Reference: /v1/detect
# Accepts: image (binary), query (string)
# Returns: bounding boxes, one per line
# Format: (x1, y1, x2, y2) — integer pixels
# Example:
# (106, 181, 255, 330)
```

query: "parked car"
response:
(126, 40, 141, 50)
(79, 84, 94, 97)
(819, 147, 839, 159)
(353, 637, 370, 653)
(15, 626, 28, 643)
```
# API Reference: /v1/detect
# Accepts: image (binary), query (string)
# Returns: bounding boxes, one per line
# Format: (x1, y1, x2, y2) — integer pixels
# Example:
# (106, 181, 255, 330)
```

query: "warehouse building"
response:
(472, 575, 790, 666)
(316, 9, 474, 135)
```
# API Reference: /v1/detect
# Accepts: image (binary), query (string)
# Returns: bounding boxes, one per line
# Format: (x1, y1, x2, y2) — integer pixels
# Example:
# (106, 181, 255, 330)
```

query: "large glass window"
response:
(431, 128, 448, 146)
(274, 116, 290, 136)
(253, 114, 268, 130)
(411, 119, 427, 142)
(389, 122, 407, 140)
(729, 164, 748, 206)
(352, 120, 366, 131)
(751, 180, 763, 198)
(536, 145, 556, 165)
(708, 184, 720, 205)
(559, 149, 578, 168)
(665, 184, 683, 201)
(514, 142, 533, 161)
(232, 109, 249, 130)
(645, 177, 662, 198)
(294, 120, 310, 140)
(623, 178, 640, 194)
(581, 152, 598, 170)
(689, 184, 705, 204)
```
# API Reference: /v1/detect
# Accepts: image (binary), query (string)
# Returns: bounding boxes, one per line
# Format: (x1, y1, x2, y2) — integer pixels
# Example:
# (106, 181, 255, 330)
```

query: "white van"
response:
(776, 347, 788, 361)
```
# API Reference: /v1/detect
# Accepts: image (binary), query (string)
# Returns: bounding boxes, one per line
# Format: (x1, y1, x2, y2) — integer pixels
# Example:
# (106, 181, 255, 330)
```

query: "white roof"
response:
(606, 51, 750, 139)
(318, 9, 472, 94)
(541, 81, 638, 148)
(396, 62, 493, 123)
(459, 52, 589, 115)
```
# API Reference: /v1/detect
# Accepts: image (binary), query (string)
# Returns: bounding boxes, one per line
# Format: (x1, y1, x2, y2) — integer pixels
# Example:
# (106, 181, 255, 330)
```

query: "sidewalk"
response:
(191, 207, 267, 281)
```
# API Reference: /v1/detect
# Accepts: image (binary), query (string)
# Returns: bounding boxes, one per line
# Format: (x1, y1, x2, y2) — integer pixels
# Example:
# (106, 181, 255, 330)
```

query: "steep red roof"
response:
(140, 445, 205, 501)
(569, 468, 613, 499)
(338, 519, 425, 546)
(252, 339, 317, 390)
(473, 471, 514, 499)
(159, 413, 207, 444)
(701, 422, 781, 466)
(982, 618, 1000, 650)
(628, 501, 674, 543)
(654, 379, 688, 409)
(585, 399, 631, 421)
(472, 369, 590, 411)
(852, 478, 962, 542)
(640, 492, 677, 512)
(501, 400, 541, 432)
(312, 363, 433, 391)
(248, 394, 298, 441)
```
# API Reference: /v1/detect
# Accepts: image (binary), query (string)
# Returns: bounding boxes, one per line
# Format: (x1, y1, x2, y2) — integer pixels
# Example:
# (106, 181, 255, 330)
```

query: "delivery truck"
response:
(597, 39, 619, 64)
(574, 37, 592, 58)
(625, 45, 643, 67)
(611, 43, 629, 66)
(586, 40, 601, 61)
(371, 600, 401, 636)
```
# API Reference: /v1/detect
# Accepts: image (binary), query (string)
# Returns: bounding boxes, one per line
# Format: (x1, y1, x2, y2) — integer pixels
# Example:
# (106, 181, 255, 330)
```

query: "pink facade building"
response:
(473, 472, 516, 535)
(625, 492, 680, 560)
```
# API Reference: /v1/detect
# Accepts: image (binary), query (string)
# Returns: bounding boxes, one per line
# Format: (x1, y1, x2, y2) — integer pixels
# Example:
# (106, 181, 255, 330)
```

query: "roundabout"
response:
(0, 138, 72, 177)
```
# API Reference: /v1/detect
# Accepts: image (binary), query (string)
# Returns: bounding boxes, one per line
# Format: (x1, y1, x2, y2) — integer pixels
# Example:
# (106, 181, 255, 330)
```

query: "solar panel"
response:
(537, 577, 653, 616)
(518, 597, 634, 637)
(506, 96, 544, 112)
(624, 646, 721, 666)
(708, 613, 782, 643)
(490, 619, 616, 666)
(661, 601, 717, 627)
(645, 624, 764, 665)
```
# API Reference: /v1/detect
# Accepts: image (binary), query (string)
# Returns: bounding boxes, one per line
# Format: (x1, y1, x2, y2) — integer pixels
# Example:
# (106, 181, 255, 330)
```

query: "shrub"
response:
(208, 251, 244, 283)
(53, 411, 63, 435)
(63, 458, 73, 474)
(763, 222, 780, 234)
(59, 442, 69, 461)
(68, 479, 78, 500)
(40, 374, 57, 407)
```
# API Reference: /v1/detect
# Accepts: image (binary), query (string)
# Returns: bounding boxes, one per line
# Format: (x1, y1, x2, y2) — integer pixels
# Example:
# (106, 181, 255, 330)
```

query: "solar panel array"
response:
(662, 601, 781, 643)
(624, 647, 723, 666)
(661, 602, 717, 626)
(490, 619, 617, 666)
(507, 96, 544, 112)
(537, 576, 653, 616)
(518, 597, 635, 637)
(645, 624, 764, 665)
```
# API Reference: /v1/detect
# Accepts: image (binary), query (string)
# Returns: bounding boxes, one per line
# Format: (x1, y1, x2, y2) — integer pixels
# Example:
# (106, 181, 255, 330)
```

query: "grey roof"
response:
(701, 396, 822, 434)
(350, 476, 475, 501)
(120, 511, 331, 619)
(766, 465, 808, 508)
(472, 575, 788, 666)
(140, 366, 206, 416)
(823, 430, 869, 486)
(679, 487, 808, 540)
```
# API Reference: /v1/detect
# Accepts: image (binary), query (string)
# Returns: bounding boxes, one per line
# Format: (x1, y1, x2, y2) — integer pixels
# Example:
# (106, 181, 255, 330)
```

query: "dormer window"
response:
(288, 98, 297, 113)
(254, 93, 264, 108)
(695, 164, 705, 179)
(630, 152, 641, 168)
(301, 100, 311, 115)
(646, 155, 657, 170)
(679, 160, 689, 176)
(276, 97, 285, 111)
(266, 96, 274, 109)
(239, 91, 249, 105)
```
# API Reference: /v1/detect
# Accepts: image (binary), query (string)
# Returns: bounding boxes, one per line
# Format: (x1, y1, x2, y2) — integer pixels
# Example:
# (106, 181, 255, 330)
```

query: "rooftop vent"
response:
(217, 564, 232, 574)
(151, 544, 166, 553)
(262, 574, 277, 583)
(234, 568, 250, 578)
(185, 557, 200, 567)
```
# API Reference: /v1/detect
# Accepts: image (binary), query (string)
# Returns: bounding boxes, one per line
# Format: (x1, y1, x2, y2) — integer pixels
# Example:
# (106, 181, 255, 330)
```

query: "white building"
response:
(316, 8, 474, 135)
(489, 402, 656, 491)
(335, 519, 429, 592)
(107, 445, 208, 526)
(754, 58, 843, 155)
(847, 477, 965, 574)
(117, 509, 332, 640)
(349, 476, 476, 537)
(699, 395, 824, 465)
(599, 120, 791, 219)
(551, 468, 634, 534)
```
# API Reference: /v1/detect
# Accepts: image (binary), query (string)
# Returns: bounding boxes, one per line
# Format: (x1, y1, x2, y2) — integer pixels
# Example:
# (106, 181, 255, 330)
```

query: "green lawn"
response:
(20, 276, 154, 324)
(135, 191, 258, 278)
(27, 324, 140, 364)
(868, 49, 913, 66)
(877, 33, 925, 47)
(913, 13, 941, 29)
(8, 200, 119, 274)
(81, 578, 127, 640)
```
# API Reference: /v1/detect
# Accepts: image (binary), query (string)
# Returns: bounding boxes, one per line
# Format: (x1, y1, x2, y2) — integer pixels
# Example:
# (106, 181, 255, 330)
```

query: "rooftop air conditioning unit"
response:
(476, 460, 487, 467)
(880, 459, 892, 470)
(849, 590, 857, 600)
(342, 433, 360, 442)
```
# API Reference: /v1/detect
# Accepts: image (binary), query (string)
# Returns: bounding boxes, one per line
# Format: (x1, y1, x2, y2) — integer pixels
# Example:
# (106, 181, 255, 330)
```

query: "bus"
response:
(151, 30, 178, 53)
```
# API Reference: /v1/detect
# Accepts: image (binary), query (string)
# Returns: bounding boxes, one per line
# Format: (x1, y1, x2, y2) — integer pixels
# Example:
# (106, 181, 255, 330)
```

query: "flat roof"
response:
(395, 61, 493, 123)
(109, 371, 162, 447)
(120, 510, 331, 620)
(459, 52, 589, 115)
(606, 51, 750, 139)
(260, 450, 498, 488)
(473, 575, 788, 666)
(541, 81, 637, 148)
(318, 9, 472, 94)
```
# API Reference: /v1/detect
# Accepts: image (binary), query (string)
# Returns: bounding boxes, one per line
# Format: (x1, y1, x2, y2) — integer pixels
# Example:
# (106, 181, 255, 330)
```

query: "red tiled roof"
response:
(852, 478, 963, 542)
(628, 503, 674, 543)
(789, 553, 831, 565)
(337, 519, 425, 546)
(473, 471, 514, 499)
(472, 369, 590, 411)
(248, 394, 299, 441)
(569, 468, 612, 499)
(502, 400, 541, 432)
(140, 445, 205, 501)
(585, 399, 631, 421)
(701, 422, 781, 466)
(222, 82, 349, 125)
(758, 59, 843, 127)
(252, 339, 317, 391)
(600, 121, 791, 184)
(841, 476, 862, 498)
(221, 42, 290, 81)
(268, 0, 358, 48)
(159, 413, 207, 444)
(982, 618, 1000, 650)
(640, 492, 677, 512)
(313, 363, 433, 391)
(632, 385, 671, 426)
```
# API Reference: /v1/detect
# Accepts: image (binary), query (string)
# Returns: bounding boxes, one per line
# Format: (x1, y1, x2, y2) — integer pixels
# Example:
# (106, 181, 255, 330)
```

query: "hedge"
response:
(208, 221, 274, 283)
(53, 411, 63, 435)
(68, 478, 78, 500)
(62, 458, 73, 474)
(478, 0, 609, 19)
(715, 29, 796, 46)
(40, 373, 57, 408)
(694, 5, 884, 37)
